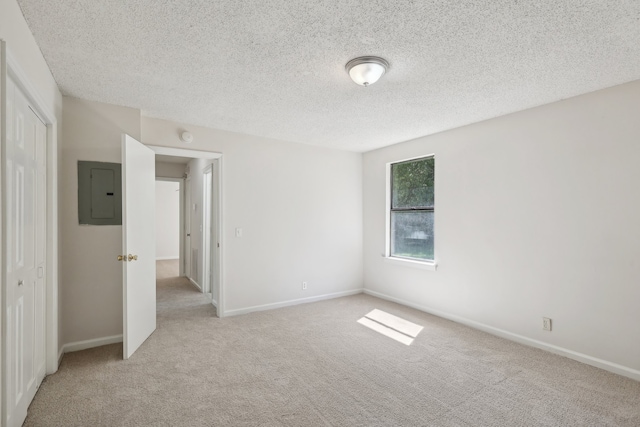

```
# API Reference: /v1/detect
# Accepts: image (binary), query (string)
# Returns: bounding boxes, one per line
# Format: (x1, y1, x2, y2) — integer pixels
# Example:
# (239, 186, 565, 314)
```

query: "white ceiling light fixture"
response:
(345, 56, 390, 87)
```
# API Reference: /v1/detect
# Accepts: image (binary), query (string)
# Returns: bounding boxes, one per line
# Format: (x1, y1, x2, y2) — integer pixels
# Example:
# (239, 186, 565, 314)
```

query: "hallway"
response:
(156, 259, 217, 320)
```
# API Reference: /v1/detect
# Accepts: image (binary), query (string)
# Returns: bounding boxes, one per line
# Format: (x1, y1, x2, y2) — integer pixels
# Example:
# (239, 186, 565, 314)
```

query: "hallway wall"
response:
(156, 161, 186, 179)
(155, 181, 180, 260)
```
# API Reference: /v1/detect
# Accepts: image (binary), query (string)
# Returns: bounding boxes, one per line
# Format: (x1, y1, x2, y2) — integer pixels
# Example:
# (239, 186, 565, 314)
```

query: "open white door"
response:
(122, 134, 156, 359)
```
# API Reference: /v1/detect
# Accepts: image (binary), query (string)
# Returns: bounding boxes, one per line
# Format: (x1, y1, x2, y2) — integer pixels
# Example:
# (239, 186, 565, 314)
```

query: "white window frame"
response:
(384, 154, 437, 271)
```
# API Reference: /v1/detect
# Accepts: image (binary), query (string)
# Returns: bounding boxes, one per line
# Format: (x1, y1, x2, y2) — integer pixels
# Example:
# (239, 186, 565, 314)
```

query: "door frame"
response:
(184, 175, 191, 280)
(155, 177, 185, 276)
(1, 42, 60, 424)
(147, 146, 224, 317)
(202, 165, 212, 296)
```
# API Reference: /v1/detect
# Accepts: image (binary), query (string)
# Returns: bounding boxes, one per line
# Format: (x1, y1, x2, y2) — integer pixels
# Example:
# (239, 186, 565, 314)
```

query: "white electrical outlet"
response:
(302, 281, 308, 290)
(542, 317, 552, 331)
(235, 228, 243, 238)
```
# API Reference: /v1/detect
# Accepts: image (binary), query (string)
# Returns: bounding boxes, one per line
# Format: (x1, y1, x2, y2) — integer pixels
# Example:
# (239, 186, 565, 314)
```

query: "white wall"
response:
(142, 117, 364, 314)
(1, 0, 64, 369)
(363, 80, 640, 377)
(155, 181, 180, 260)
(60, 97, 140, 345)
(156, 161, 186, 178)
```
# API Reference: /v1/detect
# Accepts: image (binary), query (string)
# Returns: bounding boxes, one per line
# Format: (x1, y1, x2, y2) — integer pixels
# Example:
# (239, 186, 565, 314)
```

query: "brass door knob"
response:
(117, 255, 126, 262)
(128, 254, 138, 261)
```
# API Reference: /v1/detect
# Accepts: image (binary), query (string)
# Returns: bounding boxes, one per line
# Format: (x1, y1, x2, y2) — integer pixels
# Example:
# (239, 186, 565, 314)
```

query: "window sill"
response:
(383, 256, 437, 271)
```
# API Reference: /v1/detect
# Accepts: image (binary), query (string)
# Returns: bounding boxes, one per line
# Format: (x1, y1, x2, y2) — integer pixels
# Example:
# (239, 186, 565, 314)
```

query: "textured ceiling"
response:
(17, 0, 640, 152)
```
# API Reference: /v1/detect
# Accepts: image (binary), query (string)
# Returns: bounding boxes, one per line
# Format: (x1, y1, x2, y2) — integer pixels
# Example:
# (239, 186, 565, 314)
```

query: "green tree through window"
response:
(390, 157, 434, 261)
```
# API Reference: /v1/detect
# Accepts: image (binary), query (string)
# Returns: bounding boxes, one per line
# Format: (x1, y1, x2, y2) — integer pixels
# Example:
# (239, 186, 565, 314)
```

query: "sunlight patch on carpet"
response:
(357, 309, 423, 346)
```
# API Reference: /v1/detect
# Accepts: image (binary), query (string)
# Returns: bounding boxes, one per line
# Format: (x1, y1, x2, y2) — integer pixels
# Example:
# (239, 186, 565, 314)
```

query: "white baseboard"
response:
(62, 334, 123, 354)
(156, 256, 179, 261)
(225, 288, 364, 317)
(188, 277, 201, 291)
(364, 289, 640, 382)
(58, 346, 64, 367)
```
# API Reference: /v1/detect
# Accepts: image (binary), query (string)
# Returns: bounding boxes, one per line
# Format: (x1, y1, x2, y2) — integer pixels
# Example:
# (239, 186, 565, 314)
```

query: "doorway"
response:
(151, 147, 223, 316)
(122, 141, 224, 359)
(155, 179, 183, 280)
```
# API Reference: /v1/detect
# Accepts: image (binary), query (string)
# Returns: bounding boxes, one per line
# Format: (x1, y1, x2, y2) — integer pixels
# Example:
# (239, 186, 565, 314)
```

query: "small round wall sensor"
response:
(180, 131, 194, 144)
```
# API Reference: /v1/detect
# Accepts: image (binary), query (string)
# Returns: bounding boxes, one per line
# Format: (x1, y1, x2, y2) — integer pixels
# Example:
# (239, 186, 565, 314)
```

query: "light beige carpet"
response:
(24, 261, 640, 426)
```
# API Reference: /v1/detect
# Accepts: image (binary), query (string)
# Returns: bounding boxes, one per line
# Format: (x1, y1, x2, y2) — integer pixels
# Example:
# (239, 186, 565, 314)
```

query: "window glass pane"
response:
(392, 158, 434, 209)
(391, 211, 434, 260)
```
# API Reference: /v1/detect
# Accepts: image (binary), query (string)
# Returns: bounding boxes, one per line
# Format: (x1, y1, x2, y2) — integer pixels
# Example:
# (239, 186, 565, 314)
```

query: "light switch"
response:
(235, 228, 243, 238)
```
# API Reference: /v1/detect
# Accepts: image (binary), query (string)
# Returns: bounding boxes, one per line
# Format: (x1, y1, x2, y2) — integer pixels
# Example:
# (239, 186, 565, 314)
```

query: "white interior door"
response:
(212, 159, 221, 311)
(202, 168, 212, 296)
(184, 176, 191, 279)
(122, 134, 156, 359)
(4, 76, 47, 427)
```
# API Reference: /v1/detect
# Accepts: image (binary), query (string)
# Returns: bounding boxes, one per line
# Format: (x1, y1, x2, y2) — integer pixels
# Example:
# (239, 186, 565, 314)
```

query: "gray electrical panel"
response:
(78, 161, 122, 225)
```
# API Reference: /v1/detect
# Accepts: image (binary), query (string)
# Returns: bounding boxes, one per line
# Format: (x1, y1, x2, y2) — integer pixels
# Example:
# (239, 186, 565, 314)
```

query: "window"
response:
(389, 156, 434, 262)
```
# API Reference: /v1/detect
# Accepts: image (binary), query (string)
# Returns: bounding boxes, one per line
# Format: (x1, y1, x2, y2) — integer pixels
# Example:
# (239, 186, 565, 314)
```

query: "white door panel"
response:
(212, 160, 221, 309)
(122, 134, 156, 359)
(34, 111, 47, 381)
(202, 168, 212, 295)
(184, 177, 191, 279)
(5, 77, 47, 427)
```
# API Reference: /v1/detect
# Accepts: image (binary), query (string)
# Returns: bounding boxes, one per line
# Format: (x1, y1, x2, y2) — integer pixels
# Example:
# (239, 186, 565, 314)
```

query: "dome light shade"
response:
(345, 56, 389, 86)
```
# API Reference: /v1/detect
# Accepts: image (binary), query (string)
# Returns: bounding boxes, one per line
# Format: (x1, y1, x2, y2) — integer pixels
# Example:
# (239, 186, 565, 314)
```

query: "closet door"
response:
(5, 77, 47, 427)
